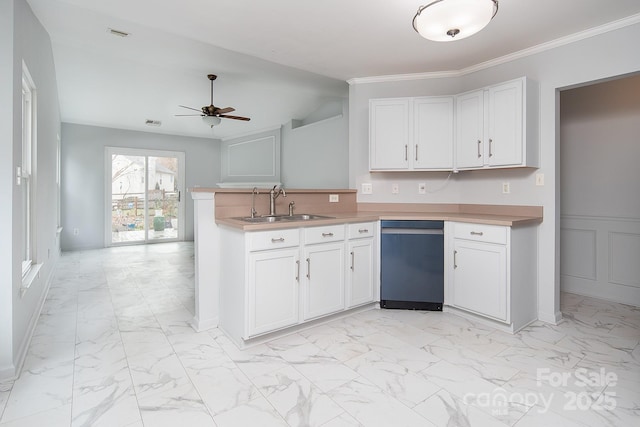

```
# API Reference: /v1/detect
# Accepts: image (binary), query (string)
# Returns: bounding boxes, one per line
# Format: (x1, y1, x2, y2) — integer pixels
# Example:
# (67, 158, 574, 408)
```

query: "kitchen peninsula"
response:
(191, 187, 542, 347)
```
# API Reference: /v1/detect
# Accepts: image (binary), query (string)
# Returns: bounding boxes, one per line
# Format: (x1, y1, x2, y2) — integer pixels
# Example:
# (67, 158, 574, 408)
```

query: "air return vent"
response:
(108, 28, 130, 38)
(145, 119, 161, 126)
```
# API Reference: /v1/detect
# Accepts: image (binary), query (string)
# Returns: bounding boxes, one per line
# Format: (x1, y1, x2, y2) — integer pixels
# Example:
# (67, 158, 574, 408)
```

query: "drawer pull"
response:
(470, 231, 484, 236)
(271, 237, 285, 243)
(489, 138, 493, 157)
(350, 251, 354, 270)
(296, 260, 300, 282)
(322, 232, 334, 237)
(477, 140, 482, 158)
(358, 228, 369, 234)
(306, 258, 311, 279)
(454, 250, 458, 269)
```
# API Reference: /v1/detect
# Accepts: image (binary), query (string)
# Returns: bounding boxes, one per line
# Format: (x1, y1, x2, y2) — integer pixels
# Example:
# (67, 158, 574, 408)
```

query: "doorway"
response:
(106, 147, 185, 245)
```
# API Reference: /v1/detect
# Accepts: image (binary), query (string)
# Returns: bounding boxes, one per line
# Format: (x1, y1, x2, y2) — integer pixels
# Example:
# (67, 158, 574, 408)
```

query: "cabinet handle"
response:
(322, 232, 334, 237)
(358, 228, 369, 234)
(296, 260, 300, 282)
(271, 237, 285, 243)
(405, 144, 408, 161)
(454, 250, 458, 269)
(306, 258, 311, 279)
(350, 251, 354, 271)
(489, 138, 493, 157)
(470, 231, 484, 236)
(477, 140, 482, 158)
(415, 144, 418, 161)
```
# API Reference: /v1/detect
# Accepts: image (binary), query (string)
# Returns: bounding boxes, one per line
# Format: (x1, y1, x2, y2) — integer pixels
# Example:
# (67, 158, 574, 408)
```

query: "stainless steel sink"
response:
(233, 214, 334, 223)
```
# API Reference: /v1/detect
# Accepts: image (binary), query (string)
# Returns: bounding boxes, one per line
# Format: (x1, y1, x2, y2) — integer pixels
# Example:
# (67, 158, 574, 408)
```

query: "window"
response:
(21, 66, 36, 279)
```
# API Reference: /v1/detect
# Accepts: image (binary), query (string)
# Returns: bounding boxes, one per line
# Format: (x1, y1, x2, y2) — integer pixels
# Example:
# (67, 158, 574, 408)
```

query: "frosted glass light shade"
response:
(413, 0, 498, 42)
(202, 115, 222, 127)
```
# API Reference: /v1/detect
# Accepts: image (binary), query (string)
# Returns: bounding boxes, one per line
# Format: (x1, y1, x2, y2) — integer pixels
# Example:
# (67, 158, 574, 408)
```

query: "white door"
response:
(413, 97, 454, 170)
(452, 239, 507, 321)
(455, 90, 485, 169)
(347, 239, 374, 308)
(247, 248, 300, 336)
(303, 242, 345, 320)
(107, 147, 185, 245)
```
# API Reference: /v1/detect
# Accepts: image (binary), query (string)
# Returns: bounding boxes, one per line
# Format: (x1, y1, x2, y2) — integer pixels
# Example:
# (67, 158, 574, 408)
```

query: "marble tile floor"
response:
(0, 242, 638, 427)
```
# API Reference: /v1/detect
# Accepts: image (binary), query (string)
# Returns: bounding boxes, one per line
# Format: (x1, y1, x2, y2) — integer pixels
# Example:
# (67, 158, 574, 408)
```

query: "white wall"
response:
(560, 75, 640, 304)
(61, 123, 220, 251)
(349, 21, 640, 323)
(1, 0, 62, 380)
(281, 99, 349, 189)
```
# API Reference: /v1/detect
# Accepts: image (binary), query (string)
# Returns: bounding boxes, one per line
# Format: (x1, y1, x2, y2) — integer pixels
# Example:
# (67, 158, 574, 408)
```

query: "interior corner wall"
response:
(1, 0, 62, 380)
(281, 99, 349, 189)
(60, 123, 221, 251)
(348, 22, 640, 324)
(0, 0, 16, 379)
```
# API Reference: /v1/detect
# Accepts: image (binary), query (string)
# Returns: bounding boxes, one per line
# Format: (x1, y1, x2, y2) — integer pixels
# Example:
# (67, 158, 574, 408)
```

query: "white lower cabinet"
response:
(248, 248, 300, 336)
(446, 221, 537, 332)
(346, 222, 376, 308)
(219, 222, 377, 347)
(302, 242, 345, 320)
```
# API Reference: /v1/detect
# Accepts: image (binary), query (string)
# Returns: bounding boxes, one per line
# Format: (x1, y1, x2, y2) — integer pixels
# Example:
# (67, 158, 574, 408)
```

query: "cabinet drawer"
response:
(347, 222, 375, 239)
(304, 224, 345, 245)
(453, 222, 507, 245)
(248, 228, 300, 251)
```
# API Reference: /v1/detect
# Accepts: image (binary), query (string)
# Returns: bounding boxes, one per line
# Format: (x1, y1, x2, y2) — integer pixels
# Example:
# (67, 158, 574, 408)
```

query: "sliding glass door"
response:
(107, 148, 185, 245)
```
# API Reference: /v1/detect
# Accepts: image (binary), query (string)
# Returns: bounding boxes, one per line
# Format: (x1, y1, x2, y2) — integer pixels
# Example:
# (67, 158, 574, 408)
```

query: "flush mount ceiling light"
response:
(413, 0, 498, 42)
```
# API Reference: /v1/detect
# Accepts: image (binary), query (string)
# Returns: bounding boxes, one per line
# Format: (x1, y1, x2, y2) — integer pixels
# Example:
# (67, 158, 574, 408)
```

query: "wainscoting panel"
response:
(561, 215, 640, 306)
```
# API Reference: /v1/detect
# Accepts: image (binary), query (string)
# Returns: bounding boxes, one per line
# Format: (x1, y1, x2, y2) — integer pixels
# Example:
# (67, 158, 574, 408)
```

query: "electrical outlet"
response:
(502, 182, 511, 194)
(418, 183, 426, 194)
(329, 194, 339, 203)
(73, 228, 80, 236)
(391, 184, 399, 194)
(361, 183, 373, 194)
(536, 173, 545, 186)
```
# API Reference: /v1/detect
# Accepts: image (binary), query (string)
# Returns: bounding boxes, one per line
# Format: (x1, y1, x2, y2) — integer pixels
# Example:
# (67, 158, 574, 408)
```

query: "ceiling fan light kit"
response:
(413, 0, 499, 42)
(176, 73, 250, 128)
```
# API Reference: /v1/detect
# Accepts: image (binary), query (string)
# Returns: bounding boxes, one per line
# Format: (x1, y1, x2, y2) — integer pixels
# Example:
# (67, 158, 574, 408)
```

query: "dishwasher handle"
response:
(381, 228, 443, 235)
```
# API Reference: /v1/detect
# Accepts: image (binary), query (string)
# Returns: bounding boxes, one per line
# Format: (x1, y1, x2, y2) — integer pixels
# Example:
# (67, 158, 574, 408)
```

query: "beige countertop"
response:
(216, 210, 542, 231)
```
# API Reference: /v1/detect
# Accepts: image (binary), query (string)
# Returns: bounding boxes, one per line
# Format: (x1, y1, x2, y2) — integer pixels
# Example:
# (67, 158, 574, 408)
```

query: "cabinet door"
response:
(303, 242, 345, 320)
(455, 90, 485, 169)
(452, 239, 507, 321)
(347, 238, 374, 308)
(488, 80, 523, 166)
(247, 248, 300, 337)
(413, 97, 454, 170)
(369, 98, 410, 170)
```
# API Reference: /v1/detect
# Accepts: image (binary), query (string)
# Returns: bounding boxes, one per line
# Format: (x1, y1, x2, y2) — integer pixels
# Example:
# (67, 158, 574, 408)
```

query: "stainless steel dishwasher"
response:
(380, 220, 444, 310)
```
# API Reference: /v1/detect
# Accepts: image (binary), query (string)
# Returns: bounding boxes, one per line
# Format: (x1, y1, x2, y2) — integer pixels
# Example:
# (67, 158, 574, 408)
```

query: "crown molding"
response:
(347, 13, 640, 85)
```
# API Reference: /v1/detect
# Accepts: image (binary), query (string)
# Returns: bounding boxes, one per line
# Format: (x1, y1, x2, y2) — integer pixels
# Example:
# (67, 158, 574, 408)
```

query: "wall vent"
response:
(108, 28, 130, 38)
(145, 119, 162, 126)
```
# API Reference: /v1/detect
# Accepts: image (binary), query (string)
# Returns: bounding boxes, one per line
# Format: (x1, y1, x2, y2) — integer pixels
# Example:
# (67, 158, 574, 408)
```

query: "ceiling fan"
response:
(176, 74, 250, 127)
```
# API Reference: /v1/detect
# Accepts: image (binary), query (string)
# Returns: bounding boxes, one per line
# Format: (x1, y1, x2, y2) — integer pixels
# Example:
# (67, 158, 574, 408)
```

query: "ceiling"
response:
(26, 0, 640, 139)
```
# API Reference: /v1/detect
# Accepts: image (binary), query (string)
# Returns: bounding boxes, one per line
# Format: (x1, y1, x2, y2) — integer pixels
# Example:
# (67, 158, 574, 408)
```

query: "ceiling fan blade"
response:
(219, 114, 251, 121)
(178, 105, 202, 112)
(216, 107, 235, 114)
(174, 114, 204, 117)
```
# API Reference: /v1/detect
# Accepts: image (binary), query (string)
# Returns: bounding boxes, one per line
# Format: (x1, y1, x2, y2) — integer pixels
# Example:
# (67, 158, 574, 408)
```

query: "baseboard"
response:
(12, 261, 57, 380)
(538, 309, 563, 325)
(190, 315, 219, 332)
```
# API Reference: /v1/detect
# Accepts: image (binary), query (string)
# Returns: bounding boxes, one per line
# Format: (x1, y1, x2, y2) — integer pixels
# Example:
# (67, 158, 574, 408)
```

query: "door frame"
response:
(105, 147, 186, 246)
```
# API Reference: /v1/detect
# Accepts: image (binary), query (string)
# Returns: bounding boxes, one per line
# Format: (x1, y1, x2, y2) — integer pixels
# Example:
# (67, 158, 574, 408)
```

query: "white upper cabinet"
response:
(413, 97, 454, 170)
(455, 90, 485, 169)
(370, 77, 539, 172)
(369, 98, 410, 170)
(455, 77, 539, 170)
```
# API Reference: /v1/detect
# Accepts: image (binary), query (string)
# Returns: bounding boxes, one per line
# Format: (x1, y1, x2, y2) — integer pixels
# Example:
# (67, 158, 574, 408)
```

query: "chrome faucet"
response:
(269, 185, 286, 216)
(251, 187, 259, 218)
(288, 201, 295, 216)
